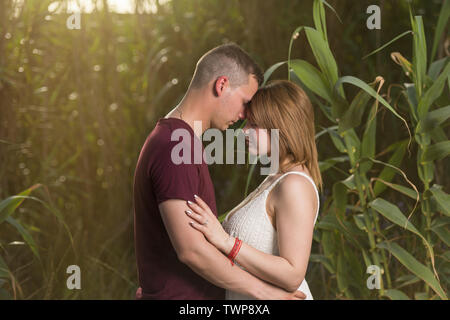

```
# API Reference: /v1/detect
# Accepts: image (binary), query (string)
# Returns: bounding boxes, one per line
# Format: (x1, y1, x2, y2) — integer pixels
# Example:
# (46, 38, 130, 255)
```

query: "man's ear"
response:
(213, 76, 229, 97)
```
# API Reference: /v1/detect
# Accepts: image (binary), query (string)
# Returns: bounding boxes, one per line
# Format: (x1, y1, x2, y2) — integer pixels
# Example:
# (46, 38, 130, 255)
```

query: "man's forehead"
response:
(246, 75, 259, 97)
(234, 74, 258, 99)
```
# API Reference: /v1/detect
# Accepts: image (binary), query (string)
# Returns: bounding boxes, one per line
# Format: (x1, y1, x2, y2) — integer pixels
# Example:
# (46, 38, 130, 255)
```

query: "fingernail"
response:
(187, 200, 194, 205)
(185, 210, 192, 215)
(194, 194, 199, 199)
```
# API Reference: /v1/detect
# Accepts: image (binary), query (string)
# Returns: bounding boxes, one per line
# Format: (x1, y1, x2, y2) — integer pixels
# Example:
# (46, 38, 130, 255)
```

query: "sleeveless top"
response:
(221, 171, 320, 300)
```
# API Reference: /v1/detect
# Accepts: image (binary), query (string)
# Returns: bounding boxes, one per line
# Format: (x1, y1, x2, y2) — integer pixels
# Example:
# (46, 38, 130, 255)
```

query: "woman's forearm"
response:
(182, 240, 301, 299)
(220, 237, 306, 292)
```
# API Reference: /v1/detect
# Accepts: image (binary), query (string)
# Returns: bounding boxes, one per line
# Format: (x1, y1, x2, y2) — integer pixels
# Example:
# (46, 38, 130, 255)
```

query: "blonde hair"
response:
(246, 80, 323, 191)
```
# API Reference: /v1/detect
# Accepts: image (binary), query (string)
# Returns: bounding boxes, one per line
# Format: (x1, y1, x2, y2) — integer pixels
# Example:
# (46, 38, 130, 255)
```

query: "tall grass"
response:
(261, 0, 448, 299)
(0, 0, 447, 299)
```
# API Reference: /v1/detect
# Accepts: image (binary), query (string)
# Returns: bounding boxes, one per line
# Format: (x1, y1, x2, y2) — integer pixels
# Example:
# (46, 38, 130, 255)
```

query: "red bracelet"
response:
(233, 239, 243, 261)
(227, 239, 239, 266)
(227, 237, 242, 266)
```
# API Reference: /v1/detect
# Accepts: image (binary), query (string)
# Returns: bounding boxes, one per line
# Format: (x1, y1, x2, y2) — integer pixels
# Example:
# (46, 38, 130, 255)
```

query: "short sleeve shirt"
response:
(133, 118, 225, 299)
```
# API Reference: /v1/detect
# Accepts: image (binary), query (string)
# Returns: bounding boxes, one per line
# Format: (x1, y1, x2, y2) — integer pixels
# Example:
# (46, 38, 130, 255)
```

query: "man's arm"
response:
(159, 199, 306, 300)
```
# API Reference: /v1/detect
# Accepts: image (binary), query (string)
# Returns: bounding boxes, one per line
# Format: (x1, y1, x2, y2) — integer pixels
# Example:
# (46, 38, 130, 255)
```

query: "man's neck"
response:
(165, 91, 211, 138)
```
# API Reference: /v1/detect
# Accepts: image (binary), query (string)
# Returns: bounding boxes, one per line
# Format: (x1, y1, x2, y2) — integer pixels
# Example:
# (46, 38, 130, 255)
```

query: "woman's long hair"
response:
(246, 79, 323, 191)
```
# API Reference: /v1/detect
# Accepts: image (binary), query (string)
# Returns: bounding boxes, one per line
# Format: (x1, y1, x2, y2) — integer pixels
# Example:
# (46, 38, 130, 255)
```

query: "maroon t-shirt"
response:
(133, 117, 225, 300)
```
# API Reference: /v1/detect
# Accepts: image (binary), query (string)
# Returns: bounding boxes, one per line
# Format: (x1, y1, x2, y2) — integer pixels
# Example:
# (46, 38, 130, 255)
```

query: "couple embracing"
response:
(133, 43, 322, 300)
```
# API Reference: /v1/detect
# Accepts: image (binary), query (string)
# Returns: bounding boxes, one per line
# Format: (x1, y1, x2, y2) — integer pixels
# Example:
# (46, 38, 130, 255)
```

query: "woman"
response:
(185, 80, 322, 300)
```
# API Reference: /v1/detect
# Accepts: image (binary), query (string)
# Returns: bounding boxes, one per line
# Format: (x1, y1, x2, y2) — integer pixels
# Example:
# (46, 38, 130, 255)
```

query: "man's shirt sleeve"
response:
(151, 140, 200, 205)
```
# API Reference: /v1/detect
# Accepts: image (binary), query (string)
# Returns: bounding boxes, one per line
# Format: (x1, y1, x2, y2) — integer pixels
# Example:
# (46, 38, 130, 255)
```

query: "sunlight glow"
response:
(48, 0, 169, 14)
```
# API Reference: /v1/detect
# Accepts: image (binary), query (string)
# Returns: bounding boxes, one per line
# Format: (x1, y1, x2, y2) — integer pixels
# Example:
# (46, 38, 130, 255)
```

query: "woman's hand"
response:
(186, 195, 234, 254)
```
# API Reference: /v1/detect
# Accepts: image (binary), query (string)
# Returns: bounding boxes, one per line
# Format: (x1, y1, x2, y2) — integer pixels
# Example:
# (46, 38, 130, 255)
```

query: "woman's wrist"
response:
(221, 234, 236, 254)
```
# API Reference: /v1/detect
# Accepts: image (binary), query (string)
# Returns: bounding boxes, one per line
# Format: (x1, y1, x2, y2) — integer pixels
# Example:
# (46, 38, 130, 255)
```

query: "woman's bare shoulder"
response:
(271, 172, 317, 214)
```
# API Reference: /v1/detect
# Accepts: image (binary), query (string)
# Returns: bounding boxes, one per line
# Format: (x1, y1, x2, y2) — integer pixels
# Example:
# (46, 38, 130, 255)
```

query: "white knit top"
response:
(221, 171, 320, 300)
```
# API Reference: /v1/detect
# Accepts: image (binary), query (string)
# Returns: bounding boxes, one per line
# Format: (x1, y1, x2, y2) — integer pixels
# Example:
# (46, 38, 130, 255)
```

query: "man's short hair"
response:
(189, 43, 263, 90)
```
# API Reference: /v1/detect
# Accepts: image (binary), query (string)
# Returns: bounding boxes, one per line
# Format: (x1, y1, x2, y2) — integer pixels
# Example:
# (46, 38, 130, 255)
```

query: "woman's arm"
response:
(159, 199, 306, 300)
(187, 174, 318, 292)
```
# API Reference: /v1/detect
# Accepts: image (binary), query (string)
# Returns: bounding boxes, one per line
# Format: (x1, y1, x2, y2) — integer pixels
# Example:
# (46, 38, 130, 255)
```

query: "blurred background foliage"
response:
(0, 0, 448, 299)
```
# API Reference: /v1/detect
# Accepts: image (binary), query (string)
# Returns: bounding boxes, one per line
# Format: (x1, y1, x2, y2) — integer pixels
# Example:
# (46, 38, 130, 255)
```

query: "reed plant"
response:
(258, 0, 448, 299)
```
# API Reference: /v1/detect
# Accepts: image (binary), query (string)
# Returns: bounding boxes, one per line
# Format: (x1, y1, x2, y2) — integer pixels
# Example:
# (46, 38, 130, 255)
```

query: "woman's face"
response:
(243, 119, 271, 156)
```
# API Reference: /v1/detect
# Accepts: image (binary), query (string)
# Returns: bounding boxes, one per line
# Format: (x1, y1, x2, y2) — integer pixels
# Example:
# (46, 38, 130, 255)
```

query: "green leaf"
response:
(342, 129, 361, 166)
(341, 174, 356, 190)
(431, 224, 450, 247)
(414, 292, 429, 300)
(336, 252, 349, 293)
(327, 128, 347, 153)
(332, 181, 347, 218)
(360, 103, 377, 174)
(353, 214, 366, 231)
(316, 101, 335, 123)
(0, 255, 10, 279)
(430, 126, 448, 144)
(363, 31, 413, 60)
(305, 27, 339, 90)
(338, 88, 372, 132)
(430, 0, 450, 62)
(331, 91, 349, 120)
(319, 156, 349, 173)
(369, 198, 436, 268)
(370, 198, 440, 286)
(373, 181, 418, 200)
(383, 289, 411, 300)
(5, 216, 40, 260)
(422, 141, 450, 162)
(313, 0, 328, 43)
(373, 140, 408, 196)
(1, 185, 74, 250)
(316, 214, 365, 248)
(361, 249, 372, 268)
(310, 253, 334, 273)
(290, 59, 333, 103)
(404, 83, 418, 121)
(369, 198, 420, 234)
(335, 76, 408, 126)
(321, 0, 342, 24)
(428, 57, 448, 81)
(321, 230, 337, 262)
(396, 274, 421, 289)
(416, 105, 450, 133)
(417, 61, 450, 117)
(411, 15, 427, 98)
(431, 216, 450, 229)
(428, 185, 450, 216)
(344, 248, 365, 290)
(316, 125, 338, 140)
(399, 279, 422, 289)
(263, 61, 286, 86)
(0, 184, 41, 224)
(377, 242, 447, 300)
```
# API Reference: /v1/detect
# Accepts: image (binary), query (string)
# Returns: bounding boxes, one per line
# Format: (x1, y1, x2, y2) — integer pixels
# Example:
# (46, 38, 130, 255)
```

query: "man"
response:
(133, 43, 306, 300)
